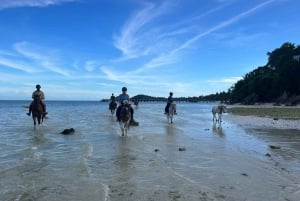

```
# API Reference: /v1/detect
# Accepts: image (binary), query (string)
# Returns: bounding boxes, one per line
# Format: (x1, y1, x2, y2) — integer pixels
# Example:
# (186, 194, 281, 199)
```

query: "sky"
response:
(0, 0, 299, 100)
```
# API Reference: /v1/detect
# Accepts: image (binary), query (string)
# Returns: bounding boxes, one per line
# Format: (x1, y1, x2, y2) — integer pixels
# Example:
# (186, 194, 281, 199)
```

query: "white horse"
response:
(167, 103, 176, 124)
(212, 105, 226, 122)
(119, 104, 131, 136)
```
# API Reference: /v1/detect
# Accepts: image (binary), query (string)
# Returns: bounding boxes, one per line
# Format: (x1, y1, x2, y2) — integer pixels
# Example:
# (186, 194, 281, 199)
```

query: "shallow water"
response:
(0, 100, 300, 201)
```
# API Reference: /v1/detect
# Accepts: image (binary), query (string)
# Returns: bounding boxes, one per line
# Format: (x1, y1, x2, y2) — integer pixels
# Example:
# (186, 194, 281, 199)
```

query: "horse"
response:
(133, 99, 139, 107)
(212, 105, 226, 122)
(31, 98, 46, 126)
(119, 104, 131, 136)
(167, 103, 176, 124)
(109, 101, 117, 115)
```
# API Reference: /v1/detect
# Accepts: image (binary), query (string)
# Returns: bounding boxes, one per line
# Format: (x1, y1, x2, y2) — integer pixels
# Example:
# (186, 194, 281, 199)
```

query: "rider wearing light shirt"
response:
(27, 84, 47, 116)
(116, 87, 137, 124)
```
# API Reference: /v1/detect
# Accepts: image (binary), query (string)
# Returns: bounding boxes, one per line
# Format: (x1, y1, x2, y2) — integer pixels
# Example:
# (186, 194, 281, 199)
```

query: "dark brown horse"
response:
(119, 104, 131, 136)
(109, 101, 117, 115)
(30, 98, 46, 126)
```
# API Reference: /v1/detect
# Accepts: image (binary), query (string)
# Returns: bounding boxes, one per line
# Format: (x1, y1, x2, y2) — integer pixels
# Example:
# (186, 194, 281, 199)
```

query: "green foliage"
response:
(229, 42, 300, 104)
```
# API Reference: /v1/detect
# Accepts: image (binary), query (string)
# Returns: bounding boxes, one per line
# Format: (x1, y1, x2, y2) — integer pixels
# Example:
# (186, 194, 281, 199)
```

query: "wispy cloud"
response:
(0, 56, 37, 73)
(0, 0, 77, 9)
(13, 42, 71, 76)
(112, 0, 277, 77)
(113, 1, 173, 60)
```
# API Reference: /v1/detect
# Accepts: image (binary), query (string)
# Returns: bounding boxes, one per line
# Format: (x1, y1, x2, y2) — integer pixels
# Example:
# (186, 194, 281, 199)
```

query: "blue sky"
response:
(0, 0, 299, 100)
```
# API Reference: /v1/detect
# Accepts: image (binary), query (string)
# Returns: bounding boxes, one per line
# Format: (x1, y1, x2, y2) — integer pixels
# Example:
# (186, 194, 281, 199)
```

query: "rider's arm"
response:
(40, 91, 45, 100)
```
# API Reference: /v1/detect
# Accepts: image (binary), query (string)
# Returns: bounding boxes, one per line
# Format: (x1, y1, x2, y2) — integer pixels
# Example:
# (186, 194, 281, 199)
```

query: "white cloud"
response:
(207, 76, 242, 84)
(0, 0, 77, 9)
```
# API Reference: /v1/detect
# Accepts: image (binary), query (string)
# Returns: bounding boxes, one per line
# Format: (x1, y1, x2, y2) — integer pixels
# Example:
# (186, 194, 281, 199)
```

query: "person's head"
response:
(169, 92, 173, 96)
(36, 84, 41, 90)
(122, 87, 127, 93)
(112, 93, 114, 96)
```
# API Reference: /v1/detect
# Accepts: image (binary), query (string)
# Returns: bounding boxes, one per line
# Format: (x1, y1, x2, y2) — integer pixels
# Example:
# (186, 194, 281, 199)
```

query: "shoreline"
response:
(226, 104, 300, 130)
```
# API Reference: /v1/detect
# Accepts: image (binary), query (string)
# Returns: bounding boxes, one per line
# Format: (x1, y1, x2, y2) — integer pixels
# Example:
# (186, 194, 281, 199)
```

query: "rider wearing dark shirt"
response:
(164, 92, 177, 114)
(110, 93, 116, 102)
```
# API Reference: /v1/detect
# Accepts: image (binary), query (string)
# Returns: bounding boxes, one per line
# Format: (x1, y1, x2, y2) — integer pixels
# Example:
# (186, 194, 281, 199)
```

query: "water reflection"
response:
(212, 122, 225, 137)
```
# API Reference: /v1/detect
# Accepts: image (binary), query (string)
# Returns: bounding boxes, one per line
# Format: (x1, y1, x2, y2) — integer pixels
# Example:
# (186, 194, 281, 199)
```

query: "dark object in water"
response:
(178, 147, 186, 151)
(60, 128, 75, 135)
(269, 145, 281, 149)
(130, 121, 139, 126)
(265, 153, 271, 157)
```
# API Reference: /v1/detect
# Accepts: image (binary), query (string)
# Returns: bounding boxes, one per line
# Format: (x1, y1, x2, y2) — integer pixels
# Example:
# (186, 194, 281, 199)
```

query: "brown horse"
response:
(30, 98, 46, 126)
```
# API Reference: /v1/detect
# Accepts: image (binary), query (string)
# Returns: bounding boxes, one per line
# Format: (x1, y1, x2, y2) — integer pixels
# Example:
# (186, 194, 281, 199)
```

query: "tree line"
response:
(103, 42, 300, 105)
(202, 42, 300, 105)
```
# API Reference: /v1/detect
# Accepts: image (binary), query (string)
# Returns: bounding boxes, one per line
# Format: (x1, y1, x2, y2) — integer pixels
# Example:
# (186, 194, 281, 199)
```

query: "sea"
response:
(0, 100, 300, 201)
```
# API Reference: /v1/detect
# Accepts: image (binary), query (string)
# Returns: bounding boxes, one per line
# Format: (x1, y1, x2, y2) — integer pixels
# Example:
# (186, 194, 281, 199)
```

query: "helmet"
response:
(36, 84, 41, 88)
(122, 87, 127, 92)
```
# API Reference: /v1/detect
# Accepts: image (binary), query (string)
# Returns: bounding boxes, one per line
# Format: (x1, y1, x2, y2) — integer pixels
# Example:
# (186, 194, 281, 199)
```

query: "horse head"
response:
(120, 104, 131, 122)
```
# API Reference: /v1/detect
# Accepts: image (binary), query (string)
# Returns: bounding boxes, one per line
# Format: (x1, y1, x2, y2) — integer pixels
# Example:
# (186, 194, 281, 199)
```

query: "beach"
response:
(0, 101, 300, 201)
(226, 104, 300, 130)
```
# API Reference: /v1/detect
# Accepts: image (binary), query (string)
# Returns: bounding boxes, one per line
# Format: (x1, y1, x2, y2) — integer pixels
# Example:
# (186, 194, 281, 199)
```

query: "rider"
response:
(164, 92, 177, 115)
(116, 87, 137, 124)
(109, 93, 117, 110)
(110, 93, 116, 102)
(27, 84, 47, 116)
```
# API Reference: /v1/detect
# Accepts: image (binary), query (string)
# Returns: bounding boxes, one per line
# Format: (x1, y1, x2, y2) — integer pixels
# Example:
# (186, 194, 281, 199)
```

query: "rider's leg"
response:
(116, 105, 122, 121)
(27, 101, 33, 116)
(164, 103, 170, 114)
(130, 106, 135, 122)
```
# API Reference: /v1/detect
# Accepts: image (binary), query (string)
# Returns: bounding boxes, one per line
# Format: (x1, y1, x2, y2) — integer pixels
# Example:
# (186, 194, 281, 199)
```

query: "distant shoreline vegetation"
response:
(102, 42, 300, 106)
(101, 94, 222, 103)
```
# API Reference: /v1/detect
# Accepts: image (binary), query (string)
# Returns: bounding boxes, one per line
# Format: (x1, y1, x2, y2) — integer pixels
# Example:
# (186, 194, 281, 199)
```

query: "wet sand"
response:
(226, 104, 300, 130)
(227, 114, 300, 130)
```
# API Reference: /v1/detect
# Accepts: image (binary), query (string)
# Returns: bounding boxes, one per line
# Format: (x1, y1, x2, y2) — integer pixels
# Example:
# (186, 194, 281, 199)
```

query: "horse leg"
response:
(119, 122, 125, 136)
(32, 116, 37, 126)
(124, 123, 128, 136)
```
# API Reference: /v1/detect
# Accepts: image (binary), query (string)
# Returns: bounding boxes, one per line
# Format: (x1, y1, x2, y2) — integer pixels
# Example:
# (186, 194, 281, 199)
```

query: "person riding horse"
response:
(116, 87, 137, 124)
(164, 92, 177, 115)
(27, 84, 47, 116)
(109, 93, 117, 110)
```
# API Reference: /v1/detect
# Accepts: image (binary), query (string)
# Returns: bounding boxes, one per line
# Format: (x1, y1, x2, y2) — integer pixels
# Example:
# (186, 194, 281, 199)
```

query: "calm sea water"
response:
(0, 100, 300, 201)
